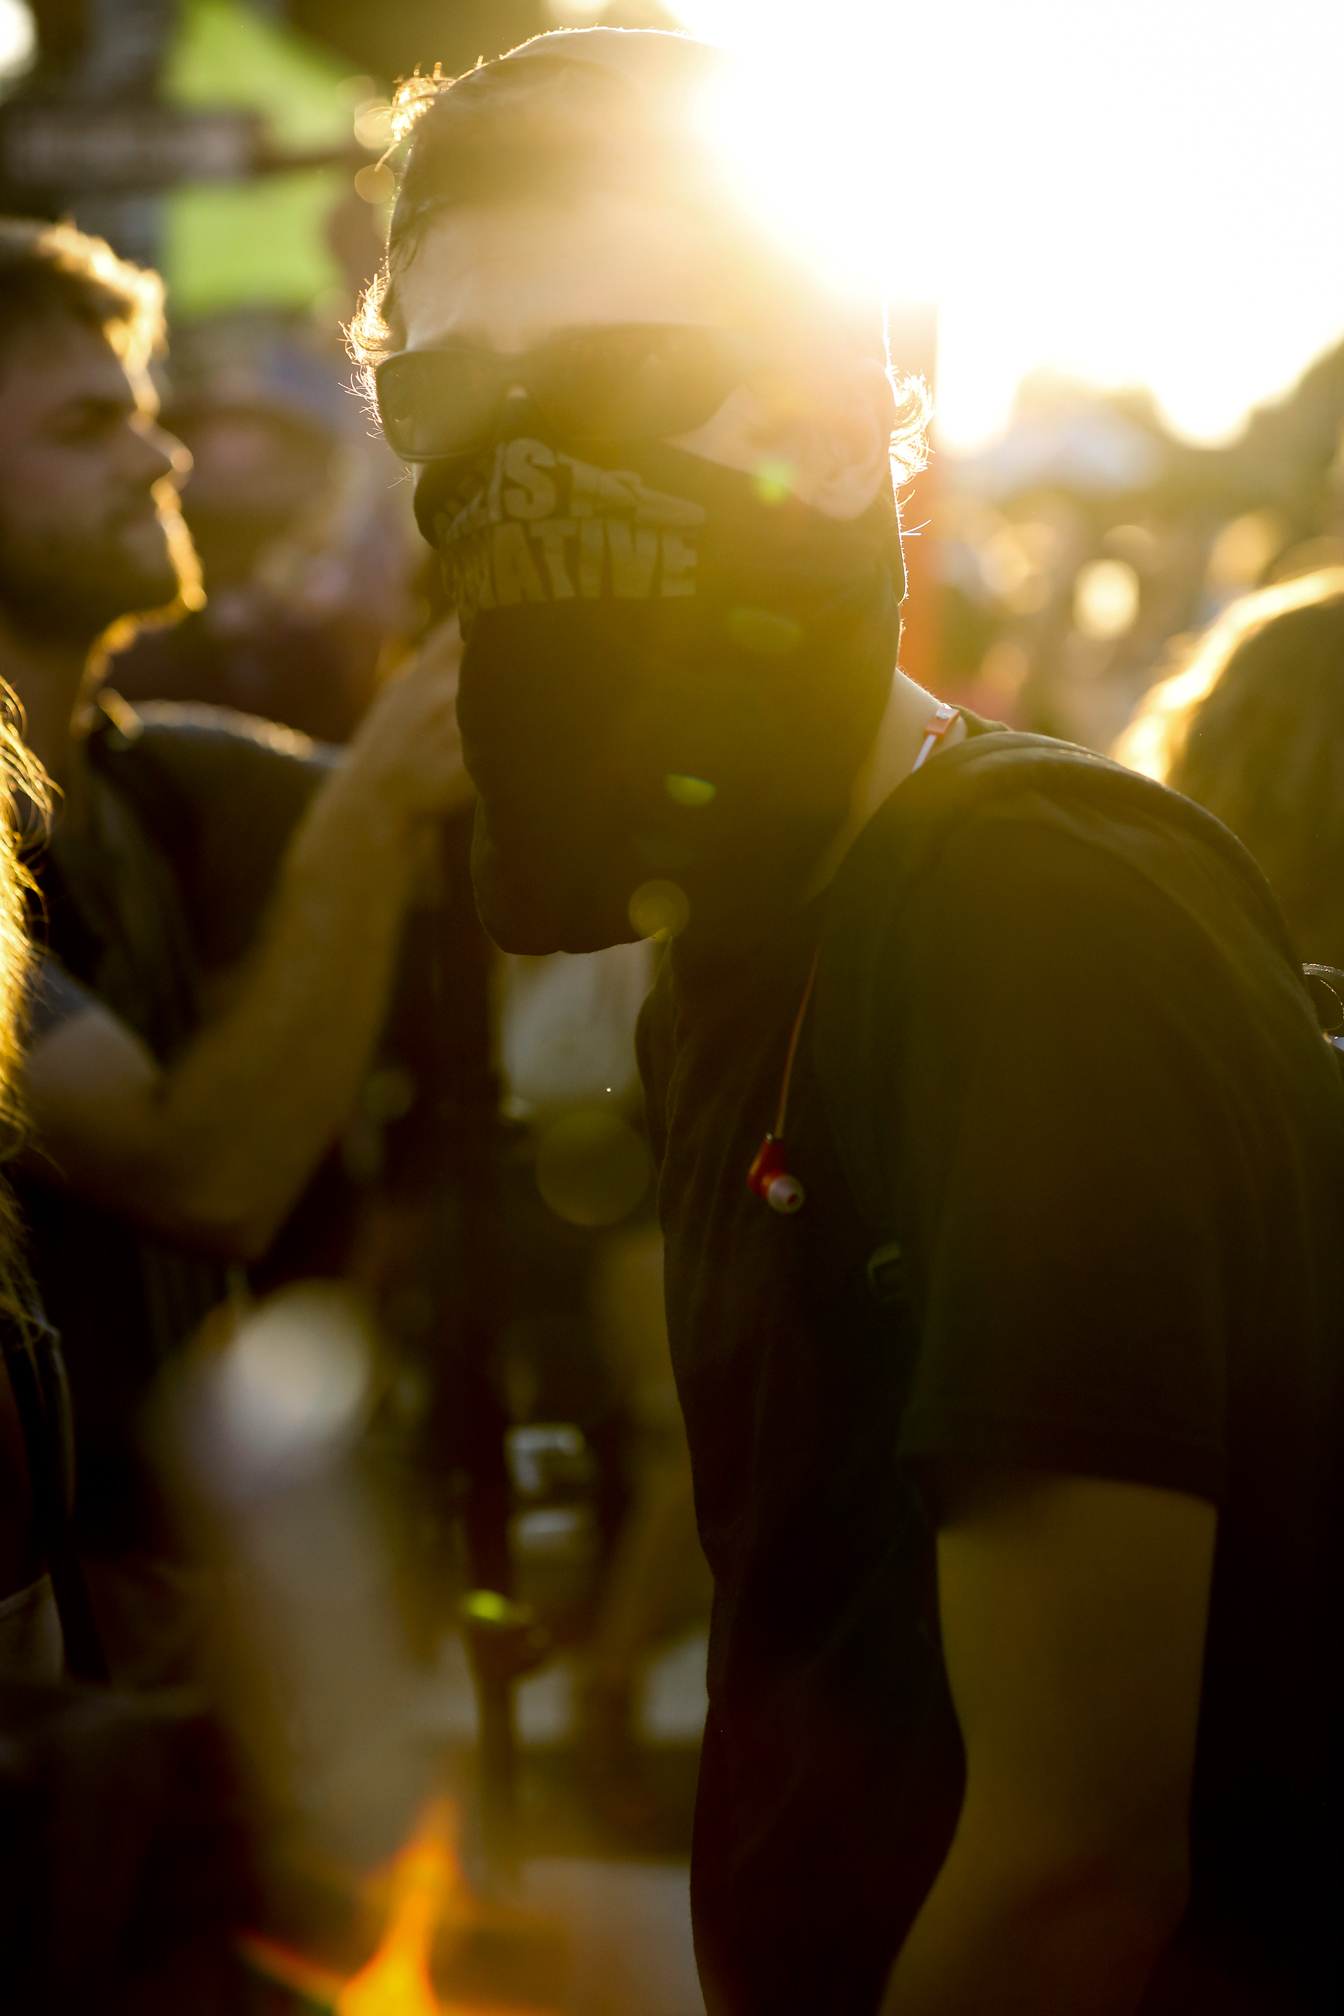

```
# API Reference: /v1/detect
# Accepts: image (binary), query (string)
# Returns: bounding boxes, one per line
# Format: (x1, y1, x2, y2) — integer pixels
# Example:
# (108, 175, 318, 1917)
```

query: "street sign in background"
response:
(2, 1, 372, 286)
(0, 2, 675, 302)
(1, 102, 259, 189)
(6, 0, 197, 264)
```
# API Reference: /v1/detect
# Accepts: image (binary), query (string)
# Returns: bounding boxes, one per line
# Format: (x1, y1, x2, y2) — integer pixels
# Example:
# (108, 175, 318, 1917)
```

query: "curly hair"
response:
(0, 216, 165, 373)
(1117, 567, 1344, 963)
(348, 39, 930, 484)
(0, 685, 47, 1338)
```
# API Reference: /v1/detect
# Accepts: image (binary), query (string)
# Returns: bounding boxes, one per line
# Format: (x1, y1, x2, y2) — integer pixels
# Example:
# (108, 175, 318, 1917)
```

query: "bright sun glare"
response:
(666, 0, 1344, 451)
(0, 0, 31, 78)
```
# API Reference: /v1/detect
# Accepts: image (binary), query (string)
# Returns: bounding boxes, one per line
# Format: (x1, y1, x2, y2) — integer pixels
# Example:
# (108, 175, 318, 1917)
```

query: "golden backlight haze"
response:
(668, 0, 1344, 448)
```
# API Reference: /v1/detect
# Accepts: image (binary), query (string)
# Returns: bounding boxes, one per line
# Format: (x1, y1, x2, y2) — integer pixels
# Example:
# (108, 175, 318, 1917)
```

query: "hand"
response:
(341, 618, 475, 827)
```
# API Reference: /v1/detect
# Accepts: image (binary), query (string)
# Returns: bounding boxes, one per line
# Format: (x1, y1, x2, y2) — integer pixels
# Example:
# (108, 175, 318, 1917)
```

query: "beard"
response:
(0, 493, 192, 646)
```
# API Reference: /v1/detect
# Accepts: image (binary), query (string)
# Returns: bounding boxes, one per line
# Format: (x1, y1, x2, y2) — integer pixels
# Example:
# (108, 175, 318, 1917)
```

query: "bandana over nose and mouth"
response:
(421, 416, 905, 958)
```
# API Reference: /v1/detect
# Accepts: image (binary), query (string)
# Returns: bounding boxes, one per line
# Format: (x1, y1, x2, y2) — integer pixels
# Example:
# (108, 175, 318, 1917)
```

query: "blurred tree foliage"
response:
(162, 0, 351, 316)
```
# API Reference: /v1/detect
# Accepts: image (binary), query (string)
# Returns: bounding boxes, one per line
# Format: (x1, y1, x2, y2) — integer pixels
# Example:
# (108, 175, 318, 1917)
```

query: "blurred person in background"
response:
(1118, 567, 1344, 966)
(356, 27, 1344, 2016)
(934, 343, 1344, 762)
(494, 933, 709, 1827)
(0, 704, 250, 2016)
(0, 217, 472, 1679)
(103, 306, 521, 1629)
(110, 310, 419, 746)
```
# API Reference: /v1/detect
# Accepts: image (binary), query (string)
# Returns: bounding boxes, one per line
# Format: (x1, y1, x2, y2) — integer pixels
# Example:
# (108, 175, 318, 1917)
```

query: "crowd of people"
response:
(937, 346, 1344, 758)
(0, 20, 1341, 2016)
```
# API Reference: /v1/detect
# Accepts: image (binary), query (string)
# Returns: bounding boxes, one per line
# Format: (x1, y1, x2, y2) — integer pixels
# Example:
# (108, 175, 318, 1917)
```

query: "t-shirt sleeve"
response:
(887, 811, 1261, 1505)
(132, 707, 332, 969)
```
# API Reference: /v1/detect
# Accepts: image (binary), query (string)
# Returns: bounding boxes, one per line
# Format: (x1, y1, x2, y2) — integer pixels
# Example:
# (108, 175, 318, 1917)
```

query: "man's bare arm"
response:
(21, 625, 473, 1260)
(881, 1468, 1215, 2016)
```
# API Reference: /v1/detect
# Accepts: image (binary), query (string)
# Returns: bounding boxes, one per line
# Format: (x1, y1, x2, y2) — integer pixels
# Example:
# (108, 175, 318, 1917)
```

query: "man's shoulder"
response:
(858, 727, 1257, 884)
(93, 688, 335, 781)
(88, 689, 333, 860)
(831, 726, 1295, 975)
(86, 693, 336, 971)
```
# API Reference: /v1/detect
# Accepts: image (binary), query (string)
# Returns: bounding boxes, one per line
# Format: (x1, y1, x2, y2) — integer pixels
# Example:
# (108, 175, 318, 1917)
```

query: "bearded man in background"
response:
(0, 218, 471, 1673)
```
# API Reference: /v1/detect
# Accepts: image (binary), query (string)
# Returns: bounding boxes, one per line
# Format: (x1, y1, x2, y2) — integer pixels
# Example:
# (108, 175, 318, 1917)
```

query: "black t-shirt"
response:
(638, 724, 1344, 2016)
(20, 694, 330, 1553)
(26, 695, 505, 1561)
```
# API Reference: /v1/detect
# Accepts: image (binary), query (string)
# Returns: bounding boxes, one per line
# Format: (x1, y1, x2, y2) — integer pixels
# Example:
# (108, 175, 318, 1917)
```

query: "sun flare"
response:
(668, 0, 1344, 448)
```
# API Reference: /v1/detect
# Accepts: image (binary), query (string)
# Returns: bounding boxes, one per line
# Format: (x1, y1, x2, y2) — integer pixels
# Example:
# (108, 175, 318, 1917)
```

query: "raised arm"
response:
(881, 1467, 1215, 2016)
(21, 624, 473, 1261)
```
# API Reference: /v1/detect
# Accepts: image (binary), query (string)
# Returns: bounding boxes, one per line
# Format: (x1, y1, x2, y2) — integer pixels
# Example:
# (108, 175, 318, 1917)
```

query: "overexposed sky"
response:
(665, 0, 1344, 449)
(0, 0, 30, 76)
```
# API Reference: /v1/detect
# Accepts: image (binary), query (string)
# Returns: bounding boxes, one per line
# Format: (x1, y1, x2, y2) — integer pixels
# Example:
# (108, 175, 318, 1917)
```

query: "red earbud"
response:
(748, 1135, 805, 1215)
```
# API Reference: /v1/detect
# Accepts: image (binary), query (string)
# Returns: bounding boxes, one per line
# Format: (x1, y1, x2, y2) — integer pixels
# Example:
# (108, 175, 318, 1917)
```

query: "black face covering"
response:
(421, 418, 904, 957)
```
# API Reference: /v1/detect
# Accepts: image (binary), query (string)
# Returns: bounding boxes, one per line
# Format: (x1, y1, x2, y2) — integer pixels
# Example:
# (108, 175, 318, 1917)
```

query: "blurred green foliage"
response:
(162, 0, 353, 316)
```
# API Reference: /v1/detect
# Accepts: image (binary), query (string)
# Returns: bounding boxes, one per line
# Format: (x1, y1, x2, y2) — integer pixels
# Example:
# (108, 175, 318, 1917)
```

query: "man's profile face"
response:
(0, 314, 191, 641)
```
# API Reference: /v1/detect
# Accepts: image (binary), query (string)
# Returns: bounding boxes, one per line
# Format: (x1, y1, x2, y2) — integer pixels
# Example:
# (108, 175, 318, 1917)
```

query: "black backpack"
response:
(810, 732, 1344, 1297)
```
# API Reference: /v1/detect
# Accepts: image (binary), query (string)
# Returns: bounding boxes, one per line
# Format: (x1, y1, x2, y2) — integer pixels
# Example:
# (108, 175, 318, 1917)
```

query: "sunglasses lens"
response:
(377, 350, 502, 461)
(380, 329, 760, 460)
(536, 327, 749, 442)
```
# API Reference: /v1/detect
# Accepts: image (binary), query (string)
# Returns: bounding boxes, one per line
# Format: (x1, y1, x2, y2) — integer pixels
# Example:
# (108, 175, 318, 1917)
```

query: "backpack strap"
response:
(811, 848, 904, 1261)
(809, 717, 968, 1297)
(812, 891, 911, 1304)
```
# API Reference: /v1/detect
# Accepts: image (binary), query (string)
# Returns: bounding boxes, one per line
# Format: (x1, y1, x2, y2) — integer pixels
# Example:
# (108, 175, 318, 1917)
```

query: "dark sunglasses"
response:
(375, 323, 769, 463)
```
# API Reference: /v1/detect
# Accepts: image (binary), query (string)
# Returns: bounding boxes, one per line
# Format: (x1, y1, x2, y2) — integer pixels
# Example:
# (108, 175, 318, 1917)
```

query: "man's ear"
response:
(808, 358, 898, 521)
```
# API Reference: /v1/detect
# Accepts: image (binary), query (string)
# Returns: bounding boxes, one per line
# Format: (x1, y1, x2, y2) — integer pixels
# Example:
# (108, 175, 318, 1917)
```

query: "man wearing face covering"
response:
(355, 30, 1344, 2016)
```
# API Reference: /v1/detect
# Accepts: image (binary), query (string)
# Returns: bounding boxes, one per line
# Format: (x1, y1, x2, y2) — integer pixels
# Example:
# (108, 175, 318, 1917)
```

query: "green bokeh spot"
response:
(160, 0, 354, 316)
(164, 172, 344, 317)
(752, 459, 794, 505)
(460, 1589, 532, 1628)
(664, 773, 717, 808)
(726, 606, 805, 657)
(165, 0, 352, 148)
